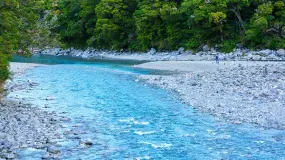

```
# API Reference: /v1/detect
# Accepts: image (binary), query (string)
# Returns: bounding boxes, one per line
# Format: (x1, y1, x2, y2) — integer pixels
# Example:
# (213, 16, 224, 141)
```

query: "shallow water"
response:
(8, 56, 285, 159)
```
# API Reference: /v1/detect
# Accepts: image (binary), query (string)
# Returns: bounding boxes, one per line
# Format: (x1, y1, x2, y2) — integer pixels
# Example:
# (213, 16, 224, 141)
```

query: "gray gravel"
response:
(0, 62, 95, 159)
(35, 47, 285, 61)
(137, 62, 285, 130)
(0, 100, 64, 159)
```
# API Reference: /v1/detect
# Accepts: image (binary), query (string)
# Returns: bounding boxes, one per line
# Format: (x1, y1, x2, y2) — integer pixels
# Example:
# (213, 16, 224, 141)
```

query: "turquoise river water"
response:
(8, 55, 285, 159)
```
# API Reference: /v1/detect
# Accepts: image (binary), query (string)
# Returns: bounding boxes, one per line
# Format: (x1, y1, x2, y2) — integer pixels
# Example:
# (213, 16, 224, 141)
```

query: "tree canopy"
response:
(0, 0, 45, 84)
(1, 0, 285, 85)
(53, 0, 285, 52)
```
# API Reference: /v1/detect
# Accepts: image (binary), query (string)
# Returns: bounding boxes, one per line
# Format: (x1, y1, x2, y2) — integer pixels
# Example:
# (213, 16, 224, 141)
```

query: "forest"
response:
(1, 0, 285, 84)
(54, 0, 285, 51)
(0, 0, 46, 86)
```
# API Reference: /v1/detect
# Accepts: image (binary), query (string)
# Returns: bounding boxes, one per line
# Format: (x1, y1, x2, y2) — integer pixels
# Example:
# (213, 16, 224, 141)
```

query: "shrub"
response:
(0, 54, 10, 86)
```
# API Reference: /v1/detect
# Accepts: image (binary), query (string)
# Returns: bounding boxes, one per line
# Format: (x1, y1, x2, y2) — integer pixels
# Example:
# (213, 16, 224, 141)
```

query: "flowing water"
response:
(8, 55, 285, 159)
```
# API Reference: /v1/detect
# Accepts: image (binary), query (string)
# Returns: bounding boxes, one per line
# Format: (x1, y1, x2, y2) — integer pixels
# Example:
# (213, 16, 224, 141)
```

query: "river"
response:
(8, 55, 285, 159)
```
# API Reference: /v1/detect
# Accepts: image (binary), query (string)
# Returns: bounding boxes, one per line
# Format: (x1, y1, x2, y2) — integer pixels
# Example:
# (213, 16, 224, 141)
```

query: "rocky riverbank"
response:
(35, 47, 285, 61)
(136, 61, 285, 130)
(0, 63, 63, 159)
(1, 63, 95, 159)
(0, 100, 64, 159)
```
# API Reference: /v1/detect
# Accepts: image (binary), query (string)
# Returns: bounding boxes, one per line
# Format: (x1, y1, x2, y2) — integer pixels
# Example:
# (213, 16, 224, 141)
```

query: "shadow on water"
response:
(11, 54, 177, 76)
(11, 54, 146, 65)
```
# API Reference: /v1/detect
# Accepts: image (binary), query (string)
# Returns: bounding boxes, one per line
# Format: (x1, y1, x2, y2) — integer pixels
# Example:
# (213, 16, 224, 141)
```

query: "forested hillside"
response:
(53, 0, 285, 52)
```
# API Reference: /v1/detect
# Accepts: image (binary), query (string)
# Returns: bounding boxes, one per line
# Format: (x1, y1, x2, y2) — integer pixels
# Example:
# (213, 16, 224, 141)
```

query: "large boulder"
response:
(267, 54, 279, 60)
(259, 49, 272, 56)
(202, 45, 210, 52)
(227, 52, 236, 59)
(252, 55, 261, 61)
(246, 53, 253, 60)
(233, 49, 243, 56)
(236, 43, 243, 48)
(261, 57, 267, 61)
(47, 146, 61, 154)
(184, 50, 191, 55)
(79, 138, 94, 149)
(219, 55, 225, 60)
(277, 49, 285, 56)
(177, 47, 185, 54)
(148, 48, 157, 55)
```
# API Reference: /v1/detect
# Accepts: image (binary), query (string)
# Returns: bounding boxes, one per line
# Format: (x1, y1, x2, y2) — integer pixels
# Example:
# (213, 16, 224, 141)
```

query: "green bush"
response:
(222, 40, 237, 53)
(0, 54, 10, 85)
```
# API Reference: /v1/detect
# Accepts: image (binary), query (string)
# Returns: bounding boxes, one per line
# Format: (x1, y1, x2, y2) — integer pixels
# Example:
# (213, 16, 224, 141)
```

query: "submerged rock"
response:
(79, 138, 93, 149)
(47, 146, 61, 154)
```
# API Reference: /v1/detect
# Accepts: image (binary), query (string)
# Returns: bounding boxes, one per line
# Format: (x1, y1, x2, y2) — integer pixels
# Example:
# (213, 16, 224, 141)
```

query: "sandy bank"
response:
(136, 61, 285, 129)
(134, 61, 273, 73)
(9, 62, 45, 75)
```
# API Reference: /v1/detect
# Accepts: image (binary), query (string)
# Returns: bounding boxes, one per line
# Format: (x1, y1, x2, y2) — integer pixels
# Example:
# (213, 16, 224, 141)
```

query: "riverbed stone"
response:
(202, 45, 210, 52)
(79, 138, 93, 149)
(0, 100, 68, 159)
(47, 146, 61, 154)
(252, 55, 261, 61)
(148, 48, 156, 55)
(34, 47, 285, 61)
(178, 47, 185, 54)
(138, 62, 285, 130)
(277, 49, 285, 56)
(259, 49, 272, 56)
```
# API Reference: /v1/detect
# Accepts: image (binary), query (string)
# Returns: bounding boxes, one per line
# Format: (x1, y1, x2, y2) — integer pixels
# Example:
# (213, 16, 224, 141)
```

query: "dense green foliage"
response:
(54, 0, 285, 51)
(0, 0, 44, 85)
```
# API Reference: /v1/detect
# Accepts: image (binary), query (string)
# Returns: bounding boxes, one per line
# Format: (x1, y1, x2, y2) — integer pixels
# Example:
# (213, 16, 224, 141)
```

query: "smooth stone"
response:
(79, 138, 93, 148)
(202, 45, 210, 52)
(277, 49, 285, 56)
(47, 146, 61, 154)
(148, 48, 156, 55)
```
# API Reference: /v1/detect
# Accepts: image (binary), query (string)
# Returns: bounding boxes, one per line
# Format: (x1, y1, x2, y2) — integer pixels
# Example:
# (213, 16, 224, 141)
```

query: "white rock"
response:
(234, 49, 243, 56)
(252, 55, 261, 61)
(148, 48, 156, 55)
(46, 96, 55, 101)
(185, 50, 191, 54)
(219, 55, 225, 60)
(178, 47, 185, 54)
(202, 45, 210, 52)
(79, 138, 93, 149)
(267, 54, 278, 60)
(260, 49, 272, 56)
(277, 49, 285, 56)
(47, 146, 60, 154)
(246, 54, 253, 60)
(80, 138, 93, 146)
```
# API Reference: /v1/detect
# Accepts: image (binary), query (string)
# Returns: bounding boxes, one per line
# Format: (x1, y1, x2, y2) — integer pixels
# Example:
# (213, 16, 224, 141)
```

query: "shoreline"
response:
(8, 62, 45, 75)
(1, 57, 285, 159)
(0, 63, 68, 159)
(6, 60, 285, 131)
(135, 61, 285, 130)
(35, 48, 285, 62)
